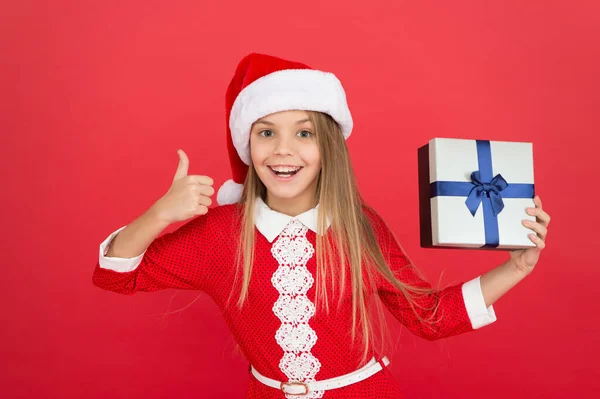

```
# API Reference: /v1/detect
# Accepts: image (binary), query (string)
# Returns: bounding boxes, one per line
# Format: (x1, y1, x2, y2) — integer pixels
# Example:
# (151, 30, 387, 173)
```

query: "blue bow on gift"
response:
(465, 171, 508, 217)
(430, 140, 535, 248)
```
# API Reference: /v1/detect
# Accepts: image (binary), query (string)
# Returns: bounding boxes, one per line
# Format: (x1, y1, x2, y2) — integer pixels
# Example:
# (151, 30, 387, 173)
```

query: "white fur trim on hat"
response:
(216, 179, 244, 205)
(229, 69, 353, 165)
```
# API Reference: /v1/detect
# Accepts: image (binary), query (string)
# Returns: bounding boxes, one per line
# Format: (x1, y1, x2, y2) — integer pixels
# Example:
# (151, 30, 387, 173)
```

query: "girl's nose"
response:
(273, 135, 294, 156)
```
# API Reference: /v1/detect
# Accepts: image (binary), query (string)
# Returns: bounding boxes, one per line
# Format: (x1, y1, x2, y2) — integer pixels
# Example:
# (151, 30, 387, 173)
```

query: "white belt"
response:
(251, 356, 390, 396)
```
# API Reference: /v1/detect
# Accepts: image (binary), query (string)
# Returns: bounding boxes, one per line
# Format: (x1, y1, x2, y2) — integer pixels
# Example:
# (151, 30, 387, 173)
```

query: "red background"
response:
(1, 1, 597, 398)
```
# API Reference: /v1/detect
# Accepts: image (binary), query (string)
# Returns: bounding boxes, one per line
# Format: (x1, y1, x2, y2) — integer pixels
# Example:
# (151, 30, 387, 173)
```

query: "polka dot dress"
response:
(93, 204, 480, 398)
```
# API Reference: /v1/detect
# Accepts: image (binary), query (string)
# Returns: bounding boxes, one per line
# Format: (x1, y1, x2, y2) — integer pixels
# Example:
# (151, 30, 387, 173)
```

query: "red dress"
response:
(92, 198, 496, 398)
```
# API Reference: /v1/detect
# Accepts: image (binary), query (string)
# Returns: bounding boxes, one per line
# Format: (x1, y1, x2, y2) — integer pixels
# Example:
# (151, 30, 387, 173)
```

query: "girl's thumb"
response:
(173, 149, 189, 180)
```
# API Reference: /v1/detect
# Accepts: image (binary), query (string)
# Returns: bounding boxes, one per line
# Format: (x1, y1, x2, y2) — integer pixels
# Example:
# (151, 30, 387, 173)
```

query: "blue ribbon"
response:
(430, 140, 535, 247)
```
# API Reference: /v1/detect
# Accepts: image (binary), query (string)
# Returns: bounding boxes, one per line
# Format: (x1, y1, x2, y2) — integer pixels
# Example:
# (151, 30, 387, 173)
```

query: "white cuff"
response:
(98, 225, 145, 272)
(462, 276, 497, 329)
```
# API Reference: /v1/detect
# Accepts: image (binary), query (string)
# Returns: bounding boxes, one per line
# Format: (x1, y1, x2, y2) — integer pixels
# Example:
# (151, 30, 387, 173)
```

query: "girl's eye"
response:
(259, 130, 273, 137)
(258, 130, 312, 138)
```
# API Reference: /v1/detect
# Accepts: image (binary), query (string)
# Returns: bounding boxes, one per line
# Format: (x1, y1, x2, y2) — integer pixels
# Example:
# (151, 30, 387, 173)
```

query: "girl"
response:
(92, 53, 551, 398)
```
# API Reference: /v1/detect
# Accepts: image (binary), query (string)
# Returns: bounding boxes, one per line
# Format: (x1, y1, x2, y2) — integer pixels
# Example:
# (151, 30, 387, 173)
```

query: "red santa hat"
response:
(216, 52, 354, 205)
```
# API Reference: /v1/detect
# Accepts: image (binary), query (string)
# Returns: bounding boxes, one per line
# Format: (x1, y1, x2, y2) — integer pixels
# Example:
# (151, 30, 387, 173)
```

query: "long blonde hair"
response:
(227, 111, 442, 365)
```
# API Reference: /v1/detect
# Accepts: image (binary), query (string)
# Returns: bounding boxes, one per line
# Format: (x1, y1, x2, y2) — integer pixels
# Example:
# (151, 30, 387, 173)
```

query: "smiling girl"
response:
(92, 53, 551, 398)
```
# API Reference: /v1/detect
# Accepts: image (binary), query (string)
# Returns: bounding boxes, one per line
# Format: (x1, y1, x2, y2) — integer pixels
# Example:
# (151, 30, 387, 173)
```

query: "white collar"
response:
(254, 196, 332, 242)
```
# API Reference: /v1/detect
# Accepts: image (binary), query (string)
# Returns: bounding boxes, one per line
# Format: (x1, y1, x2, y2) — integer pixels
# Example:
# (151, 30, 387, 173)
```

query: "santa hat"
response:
(216, 52, 354, 205)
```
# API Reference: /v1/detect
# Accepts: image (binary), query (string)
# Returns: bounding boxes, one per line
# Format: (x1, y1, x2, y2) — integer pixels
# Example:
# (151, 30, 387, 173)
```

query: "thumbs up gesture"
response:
(151, 149, 215, 224)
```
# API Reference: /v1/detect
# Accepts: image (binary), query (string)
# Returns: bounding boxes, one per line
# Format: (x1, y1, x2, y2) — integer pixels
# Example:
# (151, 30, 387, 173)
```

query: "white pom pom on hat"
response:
(217, 53, 354, 205)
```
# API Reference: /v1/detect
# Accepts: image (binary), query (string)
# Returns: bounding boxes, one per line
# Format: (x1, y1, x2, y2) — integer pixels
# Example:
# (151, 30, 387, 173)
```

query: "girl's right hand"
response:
(150, 149, 215, 224)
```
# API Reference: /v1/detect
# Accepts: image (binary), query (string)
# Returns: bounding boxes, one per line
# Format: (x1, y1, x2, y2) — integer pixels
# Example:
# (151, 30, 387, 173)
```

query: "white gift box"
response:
(418, 138, 536, 249)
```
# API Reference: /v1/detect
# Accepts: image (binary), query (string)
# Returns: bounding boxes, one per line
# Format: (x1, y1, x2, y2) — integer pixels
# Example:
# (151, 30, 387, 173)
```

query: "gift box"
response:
(418, 138, 536, 249)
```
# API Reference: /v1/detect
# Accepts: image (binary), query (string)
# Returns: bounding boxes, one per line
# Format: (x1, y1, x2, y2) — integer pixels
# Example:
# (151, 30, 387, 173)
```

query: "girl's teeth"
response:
(270, 167, 301, 175)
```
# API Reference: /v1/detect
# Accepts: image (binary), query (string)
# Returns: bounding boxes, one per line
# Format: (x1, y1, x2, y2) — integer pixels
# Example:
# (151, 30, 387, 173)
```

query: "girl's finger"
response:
(523, 220, 547, 240)
(529, 233, 546, 250)
(538, 210, 551, 226)
(528, 207, 551, 226)
(528, 197, 550, 227)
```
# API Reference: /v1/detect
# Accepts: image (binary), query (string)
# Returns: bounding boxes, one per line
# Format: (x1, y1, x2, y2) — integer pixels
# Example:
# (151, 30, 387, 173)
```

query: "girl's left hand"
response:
(510, 196, 551, 276)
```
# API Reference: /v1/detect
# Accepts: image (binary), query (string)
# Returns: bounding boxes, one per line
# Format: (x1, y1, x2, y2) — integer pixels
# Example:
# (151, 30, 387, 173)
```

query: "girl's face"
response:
(250, 110, 321, 215)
